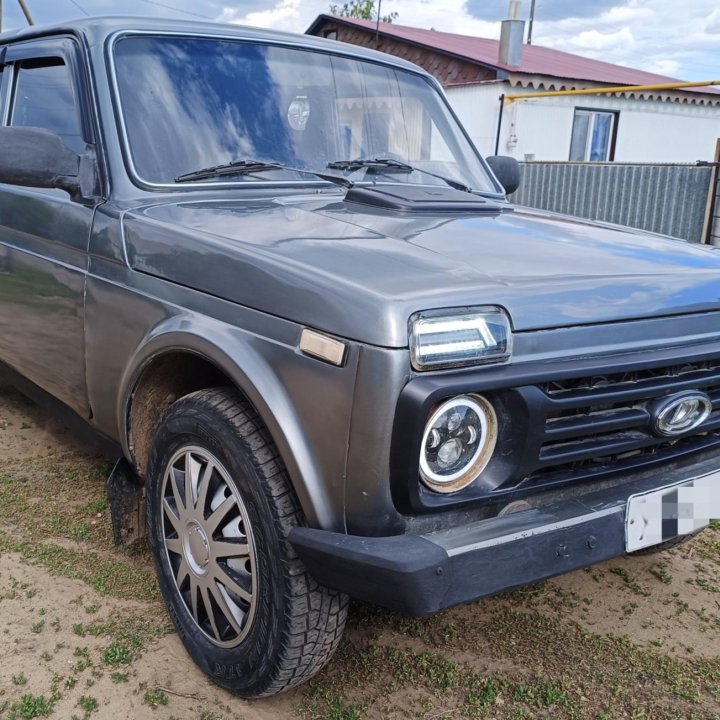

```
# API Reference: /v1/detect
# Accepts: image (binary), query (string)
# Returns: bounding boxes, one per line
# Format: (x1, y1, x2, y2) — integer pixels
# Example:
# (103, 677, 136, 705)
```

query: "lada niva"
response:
(1, 17, 720, 698)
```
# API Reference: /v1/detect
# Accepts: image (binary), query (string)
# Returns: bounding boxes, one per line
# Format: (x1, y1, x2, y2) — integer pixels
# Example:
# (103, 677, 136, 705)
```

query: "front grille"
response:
(520, 359, 720, 491)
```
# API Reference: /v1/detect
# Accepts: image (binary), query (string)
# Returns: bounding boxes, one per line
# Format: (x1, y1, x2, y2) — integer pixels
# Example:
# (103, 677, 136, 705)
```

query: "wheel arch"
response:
(120, 323, 341, 531)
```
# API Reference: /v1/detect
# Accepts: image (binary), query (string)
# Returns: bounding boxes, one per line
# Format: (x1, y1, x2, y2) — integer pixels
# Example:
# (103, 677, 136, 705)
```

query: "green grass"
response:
(142, 687, 169, 709)
(0, 531, 160, 602)
(102, 641, 133, 666)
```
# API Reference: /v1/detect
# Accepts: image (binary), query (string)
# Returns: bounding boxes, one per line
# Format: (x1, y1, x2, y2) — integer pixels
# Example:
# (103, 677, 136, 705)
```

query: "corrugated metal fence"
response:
(712, 168, 720, 246)
(513, 162, 714, 243)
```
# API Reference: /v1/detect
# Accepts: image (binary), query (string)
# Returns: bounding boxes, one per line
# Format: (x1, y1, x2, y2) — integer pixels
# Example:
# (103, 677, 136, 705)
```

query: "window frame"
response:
(105, 30, 506, 198)
(0, 49, 10, 125)
(569, 107, 619, 162)
(3, 37, 95, 146)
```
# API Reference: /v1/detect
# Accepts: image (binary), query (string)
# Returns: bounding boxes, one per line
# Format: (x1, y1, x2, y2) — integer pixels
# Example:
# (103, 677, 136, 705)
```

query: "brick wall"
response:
(316, 21, 496, 87)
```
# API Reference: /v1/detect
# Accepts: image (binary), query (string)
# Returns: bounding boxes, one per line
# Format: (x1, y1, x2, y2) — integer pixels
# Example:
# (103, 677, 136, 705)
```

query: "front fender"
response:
(117, 314, 358, 532)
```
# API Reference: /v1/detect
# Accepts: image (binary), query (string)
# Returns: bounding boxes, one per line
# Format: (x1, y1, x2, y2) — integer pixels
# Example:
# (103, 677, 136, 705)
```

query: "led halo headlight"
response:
(419, 394, 498, 493)
(409, 306, 512, 372)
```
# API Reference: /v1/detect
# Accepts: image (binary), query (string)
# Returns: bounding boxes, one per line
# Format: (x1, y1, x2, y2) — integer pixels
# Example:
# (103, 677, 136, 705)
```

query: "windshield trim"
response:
(106, 30, 506, 198)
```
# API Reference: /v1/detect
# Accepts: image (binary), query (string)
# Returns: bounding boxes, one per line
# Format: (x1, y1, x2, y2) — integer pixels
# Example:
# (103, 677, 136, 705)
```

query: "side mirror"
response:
(486, 155, 521, 196)
(0, 126, 95, 199)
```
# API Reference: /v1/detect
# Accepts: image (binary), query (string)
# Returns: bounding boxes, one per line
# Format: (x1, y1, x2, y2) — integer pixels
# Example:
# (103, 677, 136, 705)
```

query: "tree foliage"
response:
(329, 0, 398, 23)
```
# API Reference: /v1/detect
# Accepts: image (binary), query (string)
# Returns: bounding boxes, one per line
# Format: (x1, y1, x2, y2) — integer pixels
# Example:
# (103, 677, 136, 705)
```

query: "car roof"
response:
(0, 15, 428, 76)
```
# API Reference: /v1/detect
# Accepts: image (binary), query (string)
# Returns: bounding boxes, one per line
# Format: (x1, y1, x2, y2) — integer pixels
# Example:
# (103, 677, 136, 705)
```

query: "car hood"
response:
(122, 192, 720, 347)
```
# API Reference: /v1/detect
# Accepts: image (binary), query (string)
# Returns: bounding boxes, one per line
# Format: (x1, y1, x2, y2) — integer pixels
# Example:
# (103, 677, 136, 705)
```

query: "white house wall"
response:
(446, 83, 720, 163)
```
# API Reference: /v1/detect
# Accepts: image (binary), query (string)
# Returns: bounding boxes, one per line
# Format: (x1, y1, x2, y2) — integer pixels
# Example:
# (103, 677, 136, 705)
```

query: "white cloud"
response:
(219, 0, 306, 29)
(565, 26, 635, 51)
(705, 9, 720, 34)
(12, 0, 713, 82)
(643, 58, 680, 76)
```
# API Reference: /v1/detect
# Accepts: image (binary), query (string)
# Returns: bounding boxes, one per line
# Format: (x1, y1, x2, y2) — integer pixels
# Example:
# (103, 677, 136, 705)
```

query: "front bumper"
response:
(290, 454, 720, 616)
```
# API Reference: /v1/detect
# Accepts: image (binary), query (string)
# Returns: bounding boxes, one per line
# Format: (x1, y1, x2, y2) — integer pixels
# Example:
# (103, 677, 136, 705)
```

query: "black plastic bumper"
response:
(290, 456, 720, 616)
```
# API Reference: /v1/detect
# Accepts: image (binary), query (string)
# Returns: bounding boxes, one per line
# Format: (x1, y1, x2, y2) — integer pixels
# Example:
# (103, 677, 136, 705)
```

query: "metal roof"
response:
(307, 15, 718, 95)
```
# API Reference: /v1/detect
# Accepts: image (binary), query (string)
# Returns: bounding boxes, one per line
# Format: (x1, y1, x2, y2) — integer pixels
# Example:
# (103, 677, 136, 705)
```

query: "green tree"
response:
(329, 0, 398, 23)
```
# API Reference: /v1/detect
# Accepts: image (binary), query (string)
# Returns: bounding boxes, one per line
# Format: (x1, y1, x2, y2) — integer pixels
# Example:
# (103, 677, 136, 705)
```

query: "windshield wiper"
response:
(175, 158, 353, 188)
(327, 157, 473, 193)
(175, 160, 288, 183)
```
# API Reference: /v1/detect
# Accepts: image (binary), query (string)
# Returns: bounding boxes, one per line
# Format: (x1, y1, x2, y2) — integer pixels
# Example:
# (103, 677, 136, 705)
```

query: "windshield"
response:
(112, 35, 497, 192)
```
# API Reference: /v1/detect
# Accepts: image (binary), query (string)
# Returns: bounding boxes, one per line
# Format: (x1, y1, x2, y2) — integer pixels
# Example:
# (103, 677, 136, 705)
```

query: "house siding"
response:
(447, 84, 720, 163)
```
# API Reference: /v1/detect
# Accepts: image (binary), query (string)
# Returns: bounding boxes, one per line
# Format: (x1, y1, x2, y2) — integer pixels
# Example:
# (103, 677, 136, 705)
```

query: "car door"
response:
(0, 37, 97, 417)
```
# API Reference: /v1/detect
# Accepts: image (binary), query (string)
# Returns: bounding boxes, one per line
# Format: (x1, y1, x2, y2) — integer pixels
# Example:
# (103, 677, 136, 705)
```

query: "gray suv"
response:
(1, 16, 720, 699)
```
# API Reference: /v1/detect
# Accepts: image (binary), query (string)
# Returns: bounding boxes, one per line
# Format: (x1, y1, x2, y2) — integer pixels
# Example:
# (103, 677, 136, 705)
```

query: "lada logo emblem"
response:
(650, 391, 712, 437)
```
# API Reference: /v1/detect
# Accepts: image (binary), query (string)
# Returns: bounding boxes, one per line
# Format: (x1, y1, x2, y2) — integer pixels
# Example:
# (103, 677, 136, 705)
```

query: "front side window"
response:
(11, 58, 85, 154)
(112, 35, 496, 192)
(569, 109, 618, 162)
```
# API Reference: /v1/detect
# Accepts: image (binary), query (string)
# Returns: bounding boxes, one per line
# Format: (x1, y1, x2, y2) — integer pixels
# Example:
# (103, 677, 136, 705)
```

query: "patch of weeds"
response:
(30, 620, 45, 634)
(610, 566, 651, 596)
(303, 687, 366, 720)
(692, 578, 720, 593)
(72, 647, 92, 673)
(40, 651, 53, 662)
(73, 622, 111, 638)
(65, 677, 78, 690)
(11, 673, 27, 686)
(103, 640, 132, 665)
(536, 680, 568, 707)
(110, 672, 129, 683)
(650, 565, 673, 584)
(69, 524, 90, 542)
(0, 531, 160, 602)
(464, 675, 503, 710)
(84, 604, 99, 615)
(84, 498, 108, 514)
(8, 693, 57, 719)
(25, 589, 37, 599)
(142, 687, 169, 709)
(76, 695, 99, 714)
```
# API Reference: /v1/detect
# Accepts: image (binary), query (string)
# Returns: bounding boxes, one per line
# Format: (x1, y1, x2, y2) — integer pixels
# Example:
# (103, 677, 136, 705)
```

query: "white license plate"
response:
(625, 470, 720, 553)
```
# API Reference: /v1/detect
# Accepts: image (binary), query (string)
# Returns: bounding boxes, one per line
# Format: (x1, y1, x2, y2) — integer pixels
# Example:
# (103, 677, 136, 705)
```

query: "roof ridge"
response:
(310, 14, 718, 96)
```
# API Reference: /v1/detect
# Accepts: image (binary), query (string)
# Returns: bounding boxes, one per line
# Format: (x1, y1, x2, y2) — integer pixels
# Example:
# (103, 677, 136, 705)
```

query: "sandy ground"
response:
(1, 383, 720, 720)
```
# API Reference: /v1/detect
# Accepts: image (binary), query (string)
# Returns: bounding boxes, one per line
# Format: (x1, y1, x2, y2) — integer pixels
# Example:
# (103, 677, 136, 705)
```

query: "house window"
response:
(569, 109, 618, 162)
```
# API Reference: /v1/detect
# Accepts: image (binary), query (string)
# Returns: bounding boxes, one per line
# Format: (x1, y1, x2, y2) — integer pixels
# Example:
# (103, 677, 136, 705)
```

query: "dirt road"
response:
(1, 384, 719, 720)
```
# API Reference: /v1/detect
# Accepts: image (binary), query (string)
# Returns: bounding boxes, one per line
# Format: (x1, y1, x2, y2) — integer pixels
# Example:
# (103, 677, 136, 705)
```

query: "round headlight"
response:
(419, 394, 497, 493)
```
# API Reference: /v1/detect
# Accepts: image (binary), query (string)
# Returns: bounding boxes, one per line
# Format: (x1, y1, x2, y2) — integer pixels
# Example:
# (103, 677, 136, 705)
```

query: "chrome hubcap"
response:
(161, 446, 257, 647)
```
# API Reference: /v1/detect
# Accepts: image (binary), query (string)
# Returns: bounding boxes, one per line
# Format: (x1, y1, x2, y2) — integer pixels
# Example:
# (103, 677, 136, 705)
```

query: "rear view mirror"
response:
(0, 126, 95, 199)
(486, 155, 521, 195)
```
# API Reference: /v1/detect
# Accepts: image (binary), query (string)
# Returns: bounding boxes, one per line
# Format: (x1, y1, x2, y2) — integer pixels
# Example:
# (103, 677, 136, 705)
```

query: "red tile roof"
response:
(308, 15, 718, 94)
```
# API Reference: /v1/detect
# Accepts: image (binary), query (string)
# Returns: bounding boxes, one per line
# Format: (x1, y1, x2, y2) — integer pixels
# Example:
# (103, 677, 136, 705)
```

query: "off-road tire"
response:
(146, 387, 348, 697)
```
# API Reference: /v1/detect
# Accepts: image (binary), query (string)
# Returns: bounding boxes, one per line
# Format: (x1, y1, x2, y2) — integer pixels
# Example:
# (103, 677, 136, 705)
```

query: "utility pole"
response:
(375, 0, 381, 48)
(527, 0, 536, 44)
(17, 0, 34, 25)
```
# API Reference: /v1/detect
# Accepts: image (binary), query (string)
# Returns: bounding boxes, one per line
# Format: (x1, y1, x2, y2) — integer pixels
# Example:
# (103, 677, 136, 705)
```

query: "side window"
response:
(10, 58, 85, 153)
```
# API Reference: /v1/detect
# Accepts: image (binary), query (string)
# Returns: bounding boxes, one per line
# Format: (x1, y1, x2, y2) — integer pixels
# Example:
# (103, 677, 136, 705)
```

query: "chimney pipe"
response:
(498, 0, 525, 68)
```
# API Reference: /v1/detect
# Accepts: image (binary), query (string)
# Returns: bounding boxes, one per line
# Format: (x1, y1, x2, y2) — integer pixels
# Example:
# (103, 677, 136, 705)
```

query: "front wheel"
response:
(146, 387, 348, 697)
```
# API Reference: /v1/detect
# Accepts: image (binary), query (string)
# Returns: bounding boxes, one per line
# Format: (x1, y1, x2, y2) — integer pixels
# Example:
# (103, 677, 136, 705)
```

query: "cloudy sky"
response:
(1, 0, 718, 80)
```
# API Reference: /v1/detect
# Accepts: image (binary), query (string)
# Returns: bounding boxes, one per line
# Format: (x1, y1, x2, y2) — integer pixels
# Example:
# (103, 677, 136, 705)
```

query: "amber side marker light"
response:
(299, 329, 347, 366)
